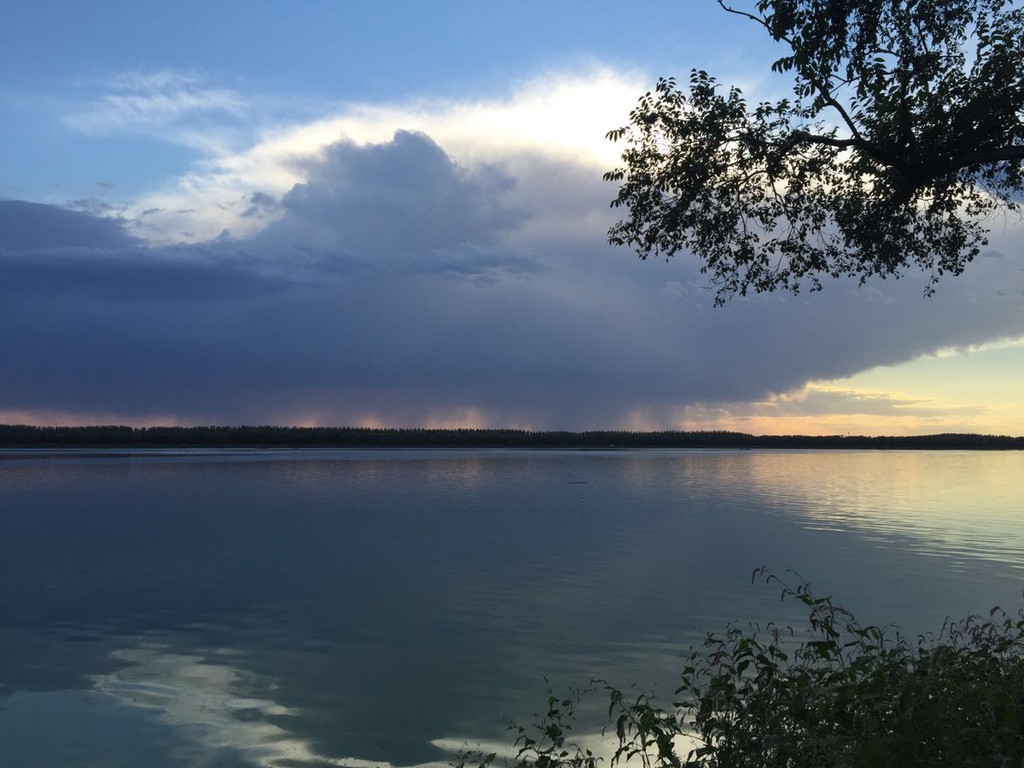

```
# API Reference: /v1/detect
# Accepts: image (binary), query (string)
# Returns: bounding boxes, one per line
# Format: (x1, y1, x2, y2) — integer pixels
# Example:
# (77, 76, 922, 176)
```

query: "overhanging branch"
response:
(789, 130, 860, 150)
(958, 145, 1024, 166)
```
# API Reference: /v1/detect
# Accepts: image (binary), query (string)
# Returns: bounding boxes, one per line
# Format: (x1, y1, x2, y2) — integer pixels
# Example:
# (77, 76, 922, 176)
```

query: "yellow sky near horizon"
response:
(671, 338, 1024, 437)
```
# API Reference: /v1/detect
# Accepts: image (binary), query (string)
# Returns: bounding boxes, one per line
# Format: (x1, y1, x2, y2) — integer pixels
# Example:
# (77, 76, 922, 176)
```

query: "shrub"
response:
(463, 569, 1024, 768)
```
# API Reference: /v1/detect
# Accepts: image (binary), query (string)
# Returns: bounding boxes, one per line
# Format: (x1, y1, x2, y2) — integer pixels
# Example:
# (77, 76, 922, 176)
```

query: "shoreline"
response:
(1, 425, 1022, 451)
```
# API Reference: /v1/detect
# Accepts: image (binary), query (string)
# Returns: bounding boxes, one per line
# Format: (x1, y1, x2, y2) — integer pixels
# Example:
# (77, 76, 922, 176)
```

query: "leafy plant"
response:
(459, 568, 1024, 768)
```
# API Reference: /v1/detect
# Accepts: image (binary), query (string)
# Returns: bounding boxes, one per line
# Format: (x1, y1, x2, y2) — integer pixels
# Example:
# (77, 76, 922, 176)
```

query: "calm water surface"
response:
(1, 449, 1022, 766)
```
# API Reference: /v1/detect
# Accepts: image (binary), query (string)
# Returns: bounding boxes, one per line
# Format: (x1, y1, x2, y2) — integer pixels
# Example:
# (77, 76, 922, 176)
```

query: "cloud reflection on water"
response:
(91, 642, 439, 768)
(87, 638, 696, 768)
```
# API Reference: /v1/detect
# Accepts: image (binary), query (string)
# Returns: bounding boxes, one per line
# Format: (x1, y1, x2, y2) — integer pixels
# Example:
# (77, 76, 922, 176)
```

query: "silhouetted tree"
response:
(605, 0, 1024, 304)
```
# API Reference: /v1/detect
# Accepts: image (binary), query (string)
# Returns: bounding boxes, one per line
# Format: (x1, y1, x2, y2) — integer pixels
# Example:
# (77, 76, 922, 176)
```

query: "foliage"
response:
(604, 0, 1024, 304)
(460, 569, 1024, 768)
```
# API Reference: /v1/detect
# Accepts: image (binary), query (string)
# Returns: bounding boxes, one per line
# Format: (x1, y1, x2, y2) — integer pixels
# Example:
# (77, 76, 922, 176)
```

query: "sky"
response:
(2, 1, 1022, 435)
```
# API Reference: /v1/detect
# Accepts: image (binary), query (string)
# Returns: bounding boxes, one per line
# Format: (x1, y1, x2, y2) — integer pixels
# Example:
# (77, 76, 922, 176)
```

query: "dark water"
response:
(1, 449, 1022, 766)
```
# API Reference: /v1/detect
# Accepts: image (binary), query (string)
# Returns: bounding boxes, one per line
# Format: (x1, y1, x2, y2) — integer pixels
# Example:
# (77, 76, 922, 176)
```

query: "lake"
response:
(1, 449, 1022, 766)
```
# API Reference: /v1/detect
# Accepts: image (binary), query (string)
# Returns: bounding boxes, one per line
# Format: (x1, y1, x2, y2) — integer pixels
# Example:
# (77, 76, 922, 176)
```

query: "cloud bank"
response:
(4, 72, 1024, 430)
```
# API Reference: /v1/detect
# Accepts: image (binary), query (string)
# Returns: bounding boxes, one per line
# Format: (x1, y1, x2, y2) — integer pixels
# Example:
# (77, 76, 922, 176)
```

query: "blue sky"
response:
(2, 1, 1023, 433)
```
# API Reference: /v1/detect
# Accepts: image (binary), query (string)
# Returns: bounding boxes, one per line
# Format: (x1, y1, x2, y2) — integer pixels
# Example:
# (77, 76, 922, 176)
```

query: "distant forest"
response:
(0, 425, 1022, 450)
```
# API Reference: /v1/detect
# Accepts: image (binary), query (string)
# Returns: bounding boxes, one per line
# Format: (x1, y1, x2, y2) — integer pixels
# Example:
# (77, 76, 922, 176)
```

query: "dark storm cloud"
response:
(0, 248, 274, 302)
(2, 131, 1024, 426)
(0, 200, 139, 251)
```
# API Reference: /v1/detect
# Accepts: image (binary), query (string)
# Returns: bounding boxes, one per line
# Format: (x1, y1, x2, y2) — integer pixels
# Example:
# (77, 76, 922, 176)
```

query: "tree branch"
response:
(716, 1, 772, 32)
(806, 76, 869, 143)
(788, 130, 861, 150)
(957, 145, 1024, 166)
(785, 130, 903, 170)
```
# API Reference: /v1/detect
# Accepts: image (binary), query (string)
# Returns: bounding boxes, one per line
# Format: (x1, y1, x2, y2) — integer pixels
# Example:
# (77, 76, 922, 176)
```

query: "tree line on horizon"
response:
(0, 424, 1021, 450)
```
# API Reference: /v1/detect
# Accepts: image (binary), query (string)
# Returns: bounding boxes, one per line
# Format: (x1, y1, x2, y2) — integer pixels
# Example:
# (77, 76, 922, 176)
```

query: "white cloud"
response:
(117, 66, 647, 244)
(64, 69, 250, 154)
